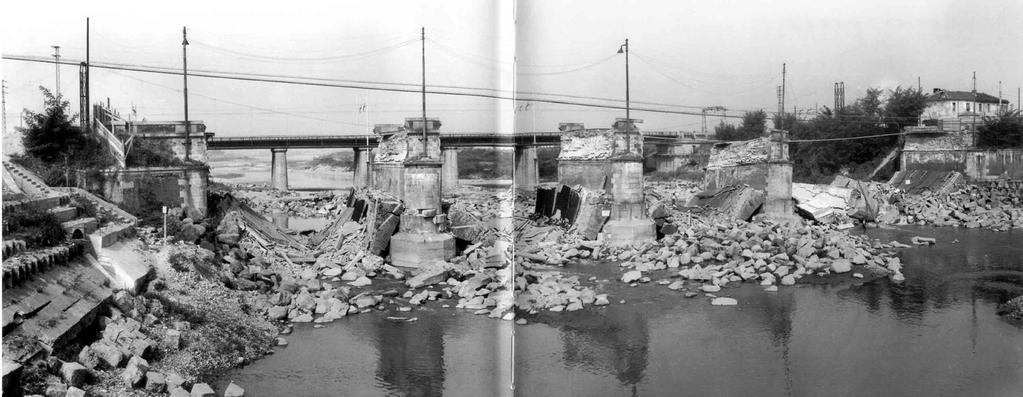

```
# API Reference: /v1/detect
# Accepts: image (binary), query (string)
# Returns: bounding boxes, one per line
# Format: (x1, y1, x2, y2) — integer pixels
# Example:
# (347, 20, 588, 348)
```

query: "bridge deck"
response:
(207, 132, 717, 150)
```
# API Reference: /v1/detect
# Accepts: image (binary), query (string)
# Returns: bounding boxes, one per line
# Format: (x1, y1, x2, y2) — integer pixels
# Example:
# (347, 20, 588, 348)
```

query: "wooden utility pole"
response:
(421, 27, 427, 149)
(182, 27, 191, 162)
(85, 17, 90, 130)
(52, 45, 61, 99)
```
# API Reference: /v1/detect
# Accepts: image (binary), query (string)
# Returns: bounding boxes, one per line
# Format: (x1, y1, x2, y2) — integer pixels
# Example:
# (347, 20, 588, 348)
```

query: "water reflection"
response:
(556, 306, 649, 387)
(374, 317, 446, 397)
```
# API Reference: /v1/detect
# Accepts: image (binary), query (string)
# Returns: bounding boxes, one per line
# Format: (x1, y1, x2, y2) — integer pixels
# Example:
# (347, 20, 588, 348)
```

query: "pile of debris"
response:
(233, 187, 346, 218)
(892, 181, 1023, 230)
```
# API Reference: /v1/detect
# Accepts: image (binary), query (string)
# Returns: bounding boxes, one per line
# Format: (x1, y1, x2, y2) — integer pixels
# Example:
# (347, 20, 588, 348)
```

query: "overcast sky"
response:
(2, 0, 1021, 142)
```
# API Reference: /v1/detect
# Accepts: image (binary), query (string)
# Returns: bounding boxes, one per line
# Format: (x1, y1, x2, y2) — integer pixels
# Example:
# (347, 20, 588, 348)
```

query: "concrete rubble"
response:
(888, 180, 1023, 230)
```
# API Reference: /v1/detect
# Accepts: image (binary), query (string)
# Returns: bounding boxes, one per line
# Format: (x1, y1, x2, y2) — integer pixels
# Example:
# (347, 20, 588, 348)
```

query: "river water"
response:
(208, 155, 1023, 395)
(214, 224, 1023, 396)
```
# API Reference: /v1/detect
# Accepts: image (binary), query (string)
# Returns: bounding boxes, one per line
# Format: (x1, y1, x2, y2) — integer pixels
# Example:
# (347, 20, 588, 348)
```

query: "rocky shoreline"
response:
(20, 176, 1023, 396)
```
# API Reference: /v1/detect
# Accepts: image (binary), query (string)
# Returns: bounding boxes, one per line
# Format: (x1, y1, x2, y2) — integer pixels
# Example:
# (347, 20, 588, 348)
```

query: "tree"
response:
(788, 86, 928, 183)
(715, 110, 768, 141)
(13, 86, 114, 185)
(977, 110, 1023, 149)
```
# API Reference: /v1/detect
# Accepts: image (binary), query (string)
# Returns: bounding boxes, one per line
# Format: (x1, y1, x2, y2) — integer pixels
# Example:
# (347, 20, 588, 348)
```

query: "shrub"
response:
(4, 206, 66, 247)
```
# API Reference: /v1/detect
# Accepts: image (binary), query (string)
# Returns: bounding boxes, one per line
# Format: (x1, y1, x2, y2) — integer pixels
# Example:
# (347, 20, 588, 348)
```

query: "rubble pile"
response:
(513, 205, 907, 304)
(892, 182, 1023, 230)
(705, 138, 771, 169)
(644, 181, 702, 211)
(232, 186, 346, 218)
(558, 129, 615, 160)
(609, 214, 906, 291)
(447, 188, 515, 244)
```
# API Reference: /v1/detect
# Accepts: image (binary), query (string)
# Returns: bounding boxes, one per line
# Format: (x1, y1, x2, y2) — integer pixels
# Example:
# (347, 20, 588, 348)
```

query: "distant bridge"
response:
(206, 131, 712, 150)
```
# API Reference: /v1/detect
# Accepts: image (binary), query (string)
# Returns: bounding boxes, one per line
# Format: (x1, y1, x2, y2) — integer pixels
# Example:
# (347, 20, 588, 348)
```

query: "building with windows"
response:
(921, 88, 1011, 121)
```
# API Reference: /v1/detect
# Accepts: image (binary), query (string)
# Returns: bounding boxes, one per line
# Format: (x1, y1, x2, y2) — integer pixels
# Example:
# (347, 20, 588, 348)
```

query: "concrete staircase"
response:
(3, 163, 145, 292)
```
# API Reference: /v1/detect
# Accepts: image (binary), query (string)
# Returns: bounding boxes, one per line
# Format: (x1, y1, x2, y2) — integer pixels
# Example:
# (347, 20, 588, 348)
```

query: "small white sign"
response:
(162, 206, 168, 214)
(601, 210, 611, 217)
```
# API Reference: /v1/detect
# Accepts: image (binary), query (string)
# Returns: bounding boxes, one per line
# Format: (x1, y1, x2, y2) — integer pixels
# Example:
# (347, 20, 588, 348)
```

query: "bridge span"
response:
(206, 131, 699, 150)
(207, 130, 719, 191)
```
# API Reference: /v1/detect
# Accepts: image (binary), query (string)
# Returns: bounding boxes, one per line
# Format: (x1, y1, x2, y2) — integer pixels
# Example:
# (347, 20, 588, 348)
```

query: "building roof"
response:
(926, 89, 1009, 104)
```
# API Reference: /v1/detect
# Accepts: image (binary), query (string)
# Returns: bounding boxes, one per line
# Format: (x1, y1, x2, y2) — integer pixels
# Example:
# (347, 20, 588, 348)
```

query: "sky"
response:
(1, 0, 1021, 145)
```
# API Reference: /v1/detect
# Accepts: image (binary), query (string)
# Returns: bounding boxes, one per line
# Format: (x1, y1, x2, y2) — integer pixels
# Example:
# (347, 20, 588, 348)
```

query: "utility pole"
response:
(617, 38, 631, 151)
(421, 27, 427, 151)
(85, 17, 90, 131)
(780, 63, 786, 124)
(2, 80, 7, 135)
(182, 27, 191, 162)
(998, 81, 1002, 114)
(51, 45, 61, 99)
(622, 39, 630, 121)
(918, 76, 921, 93)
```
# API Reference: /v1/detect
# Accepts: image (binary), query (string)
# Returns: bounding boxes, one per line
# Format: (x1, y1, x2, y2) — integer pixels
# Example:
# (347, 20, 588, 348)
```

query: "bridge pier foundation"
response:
(441, 148, 459, 192)
(514, 146, 539, 191)
(270, 148, 289, 191)
(353, 147, 373, 190)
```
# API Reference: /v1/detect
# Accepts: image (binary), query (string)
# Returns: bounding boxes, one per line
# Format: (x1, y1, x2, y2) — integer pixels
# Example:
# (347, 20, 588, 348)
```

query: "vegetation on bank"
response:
(977, 110, 1023, 149)
(11, 87, 116, 187)
(715, 86, 928, 183)
(3, 205, 66, 248)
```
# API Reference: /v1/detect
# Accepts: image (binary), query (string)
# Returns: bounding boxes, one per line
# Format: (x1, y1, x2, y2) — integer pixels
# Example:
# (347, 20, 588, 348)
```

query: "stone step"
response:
(2, 240, 28, 260)
(48, 206, 79, 223)
(2, 243, 84, 288)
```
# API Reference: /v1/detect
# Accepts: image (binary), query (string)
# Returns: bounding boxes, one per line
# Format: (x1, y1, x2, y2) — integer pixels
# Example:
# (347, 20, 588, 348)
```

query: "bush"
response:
(125, 139, 185, 167)
(977, 110, 1023, 149)
(4, 206, 67, 247)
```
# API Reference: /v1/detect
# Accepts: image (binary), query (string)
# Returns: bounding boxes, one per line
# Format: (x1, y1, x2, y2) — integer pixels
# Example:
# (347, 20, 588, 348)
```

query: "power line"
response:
(786, 130, 910, 143)
(3, 54, 745, 119)
(103, 68, 368, 127)
(190, 37, 419, 63)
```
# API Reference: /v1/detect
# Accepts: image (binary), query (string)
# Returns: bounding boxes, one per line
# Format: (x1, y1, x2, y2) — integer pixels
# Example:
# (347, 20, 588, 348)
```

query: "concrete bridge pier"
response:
(441, 148, 459, 192)
(353, 147, 373, 190)
(389, 118, 456, 269)
(764, 130, 797, 222)
(270, 148, 289, 191)
(603, 119, 656, 246)
(514, 146, 539, 191)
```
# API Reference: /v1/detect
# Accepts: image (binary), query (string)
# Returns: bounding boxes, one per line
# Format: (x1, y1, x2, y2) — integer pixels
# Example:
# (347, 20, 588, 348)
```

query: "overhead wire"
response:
(3, 54, 745, 119)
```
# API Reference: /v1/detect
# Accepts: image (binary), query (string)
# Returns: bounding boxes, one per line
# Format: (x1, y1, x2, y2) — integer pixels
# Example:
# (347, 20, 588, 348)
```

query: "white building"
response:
(921, 88, 1011, 121)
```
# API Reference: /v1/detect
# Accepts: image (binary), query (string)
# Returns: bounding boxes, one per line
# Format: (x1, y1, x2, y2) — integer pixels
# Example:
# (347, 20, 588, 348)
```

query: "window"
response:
(953, 102, 957, 112)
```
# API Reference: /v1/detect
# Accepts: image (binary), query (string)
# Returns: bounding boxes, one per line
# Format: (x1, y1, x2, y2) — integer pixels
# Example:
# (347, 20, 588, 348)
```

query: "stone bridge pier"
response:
(387, 118, 456, 269)
(441, 148, 459, 192)
(270, 148, 289, 191)
(603, 119, 656, 246)
(764, 129, 796, 221)
(353, 147, 373, 190)
(514, 146, 539, 191)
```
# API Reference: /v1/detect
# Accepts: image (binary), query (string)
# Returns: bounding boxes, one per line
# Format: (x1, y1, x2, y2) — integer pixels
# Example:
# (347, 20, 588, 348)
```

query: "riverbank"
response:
(21, 176, 1022, 396)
